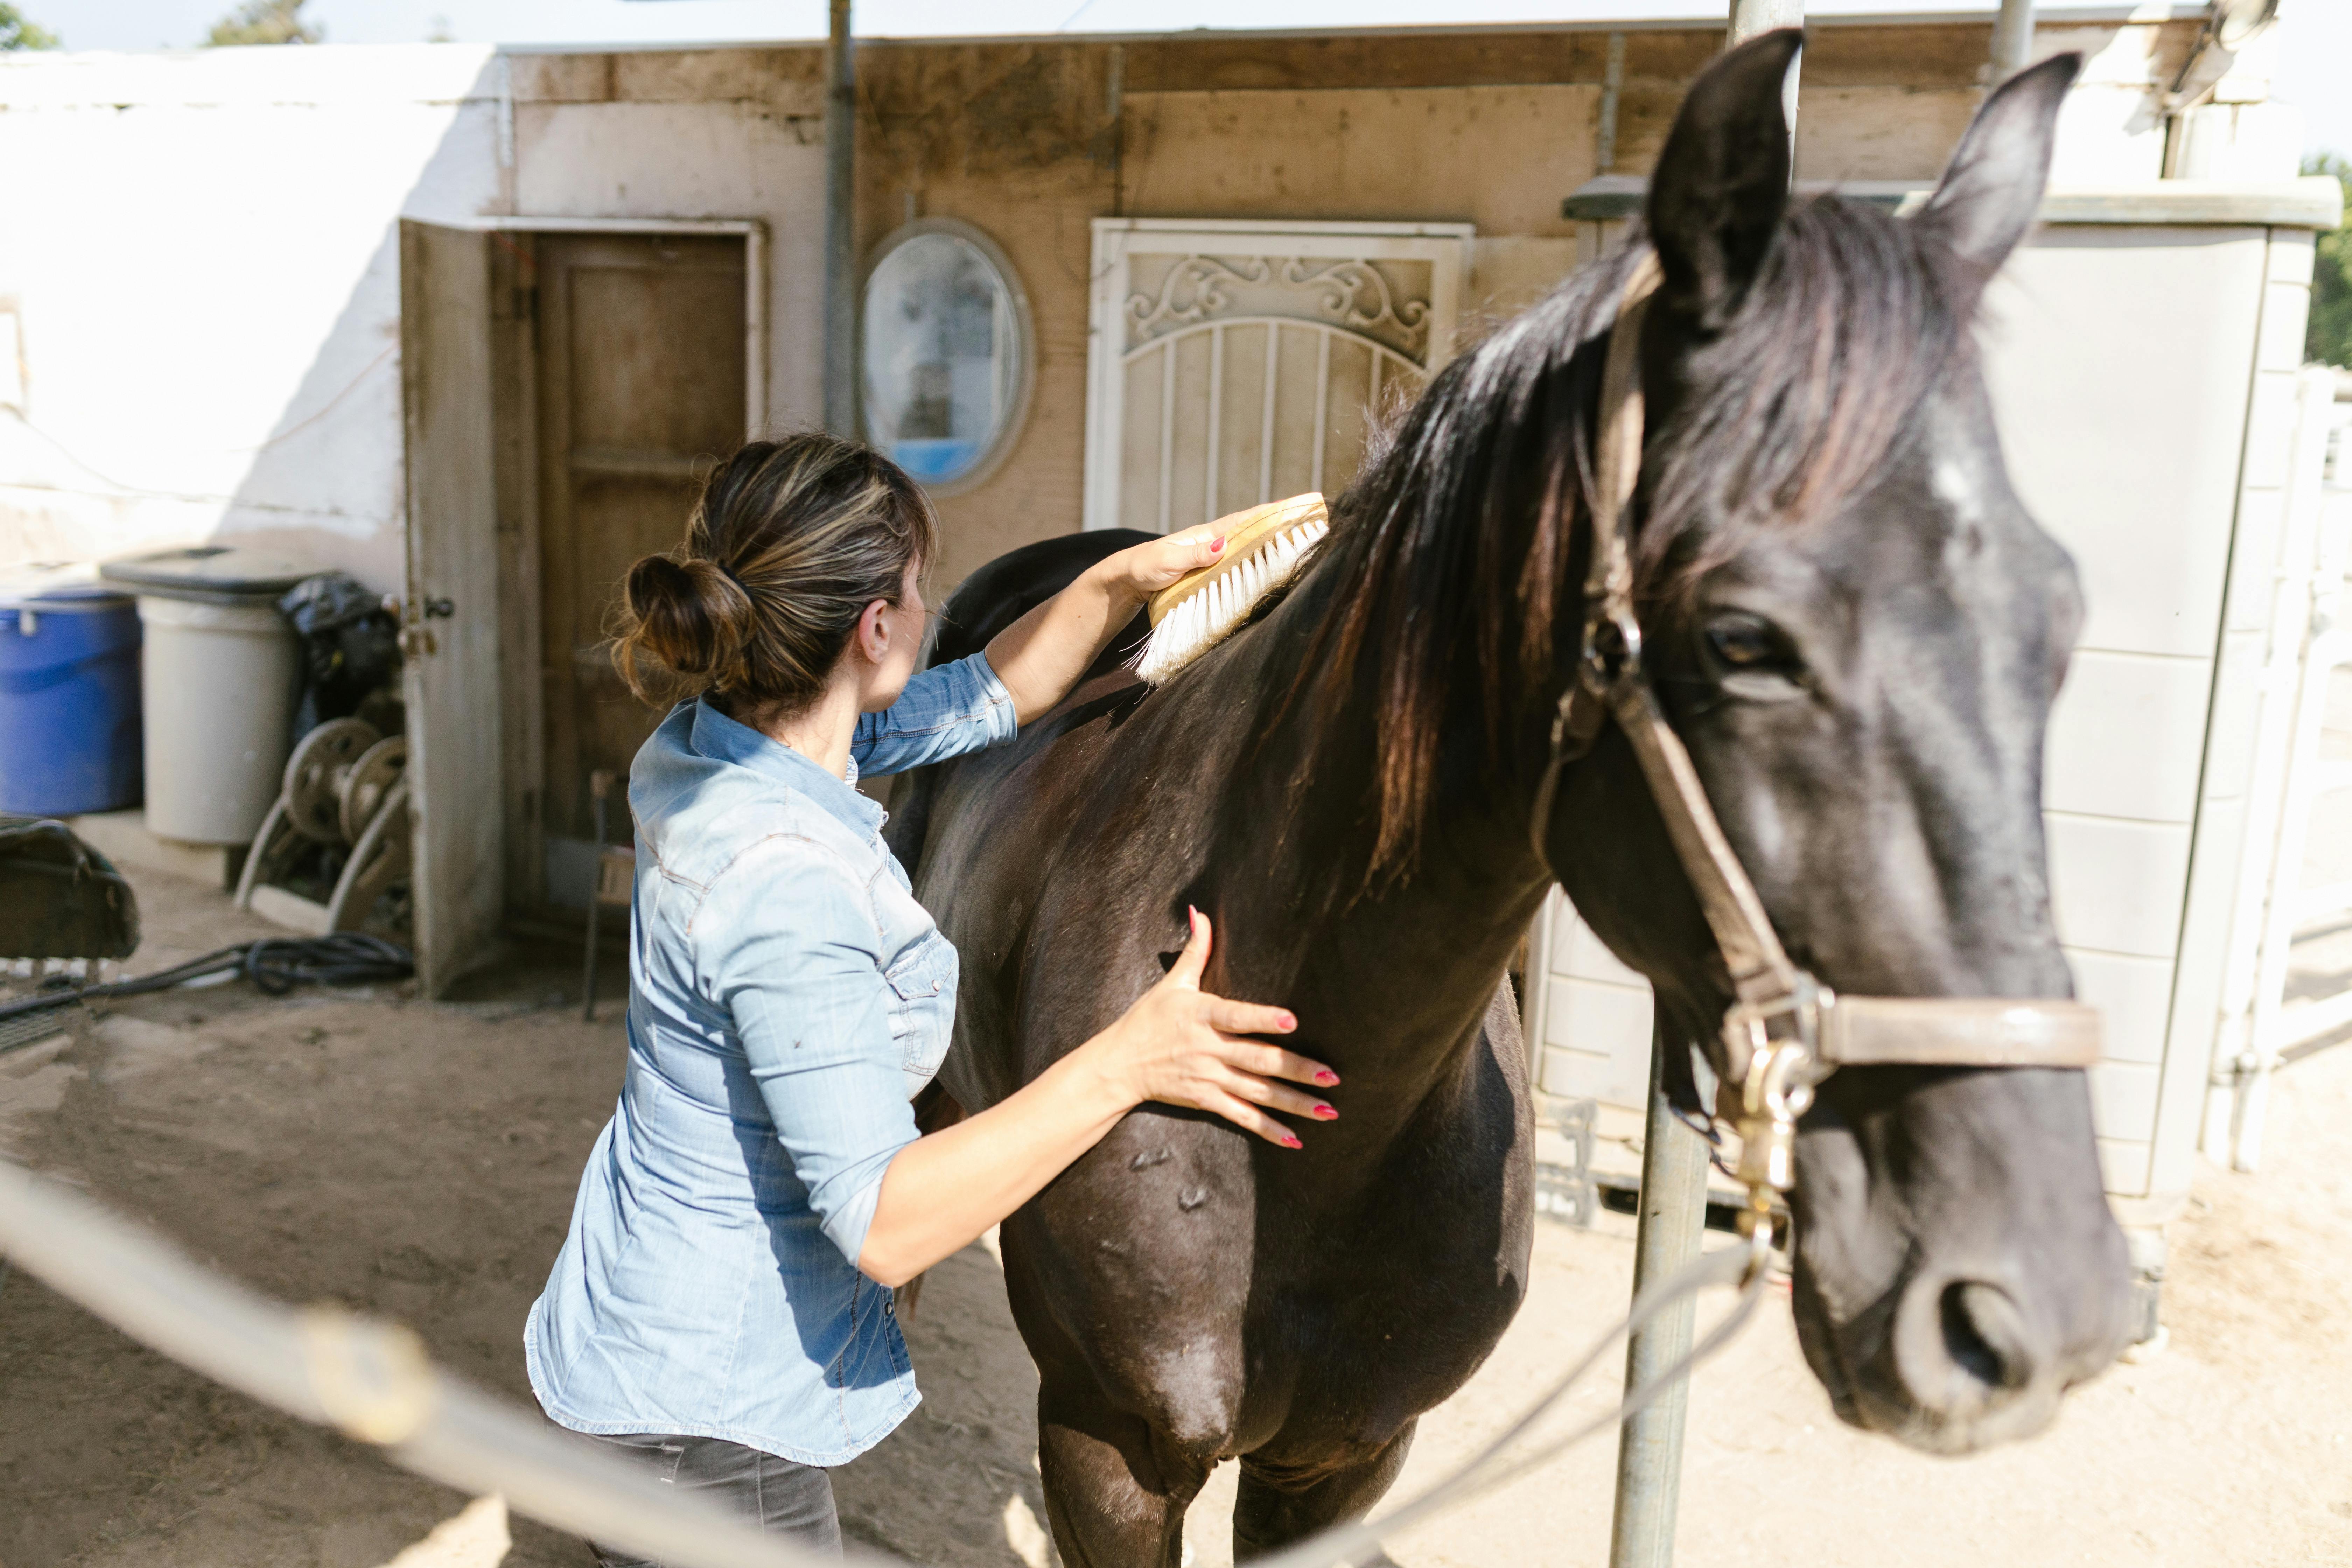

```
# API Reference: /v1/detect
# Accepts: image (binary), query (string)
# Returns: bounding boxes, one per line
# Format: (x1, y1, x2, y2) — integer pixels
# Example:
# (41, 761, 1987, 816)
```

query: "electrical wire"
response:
(0, 934, 413, 1047)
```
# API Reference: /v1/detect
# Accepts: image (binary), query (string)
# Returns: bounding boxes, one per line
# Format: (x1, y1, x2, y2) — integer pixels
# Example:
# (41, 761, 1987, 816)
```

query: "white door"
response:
(1083, 220, 1472, 533)
(399, 219, 504, 997)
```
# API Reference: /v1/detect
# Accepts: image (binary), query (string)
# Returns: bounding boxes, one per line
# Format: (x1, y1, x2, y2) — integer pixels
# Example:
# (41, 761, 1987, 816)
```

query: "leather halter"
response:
(1528, 255, 2100, 1236)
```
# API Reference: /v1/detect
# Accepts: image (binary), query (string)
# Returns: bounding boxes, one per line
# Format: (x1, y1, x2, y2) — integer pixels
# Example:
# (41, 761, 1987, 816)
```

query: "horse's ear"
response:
(1911, 53, 2083, 279)
(1646, 29, 1802, 329)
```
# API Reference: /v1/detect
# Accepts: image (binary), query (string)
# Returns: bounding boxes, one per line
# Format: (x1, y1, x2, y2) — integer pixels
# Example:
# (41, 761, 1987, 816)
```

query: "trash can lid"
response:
(99, 546, 316, 607)
(0, 561, 134, 612)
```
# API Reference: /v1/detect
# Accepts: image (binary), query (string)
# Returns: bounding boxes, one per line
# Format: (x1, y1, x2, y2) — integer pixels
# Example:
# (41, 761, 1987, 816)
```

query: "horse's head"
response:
(1548, 36, 2135, 1452)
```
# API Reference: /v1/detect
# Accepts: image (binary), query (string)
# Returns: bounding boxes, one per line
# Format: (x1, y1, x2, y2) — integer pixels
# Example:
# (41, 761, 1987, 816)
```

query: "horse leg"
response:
(1036, 1382, 1208, 1568)
(1230, 1424, 1416, 1564)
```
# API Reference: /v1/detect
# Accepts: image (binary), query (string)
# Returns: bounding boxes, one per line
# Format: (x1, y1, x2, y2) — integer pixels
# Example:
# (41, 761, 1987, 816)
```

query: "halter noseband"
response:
(1529, 255, 2101, 1266)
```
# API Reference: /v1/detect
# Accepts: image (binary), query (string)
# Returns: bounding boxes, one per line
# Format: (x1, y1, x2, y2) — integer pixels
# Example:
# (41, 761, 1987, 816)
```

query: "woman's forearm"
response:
(857, 1046, 1131, 1287)
(980, 526, 1220, 723)
(980, 560, 1139, 725)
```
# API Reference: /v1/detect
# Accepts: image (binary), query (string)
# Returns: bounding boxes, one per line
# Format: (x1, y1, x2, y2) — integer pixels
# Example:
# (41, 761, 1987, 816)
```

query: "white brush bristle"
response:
(1135, 515, 1332, 685)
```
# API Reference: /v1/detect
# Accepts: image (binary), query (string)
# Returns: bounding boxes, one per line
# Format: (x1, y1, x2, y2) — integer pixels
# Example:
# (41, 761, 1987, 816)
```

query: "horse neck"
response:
(1197, 563, 1560, 1110)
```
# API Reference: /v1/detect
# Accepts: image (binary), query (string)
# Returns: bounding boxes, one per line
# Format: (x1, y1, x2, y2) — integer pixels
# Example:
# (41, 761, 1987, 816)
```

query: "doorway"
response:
(400, 217, 766, 992)
(529, 231, 748, 911)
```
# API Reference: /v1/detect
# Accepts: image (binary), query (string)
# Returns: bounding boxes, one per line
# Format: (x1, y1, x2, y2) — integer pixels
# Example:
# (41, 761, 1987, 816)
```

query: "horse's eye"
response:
(1703, 614, 1797, 675)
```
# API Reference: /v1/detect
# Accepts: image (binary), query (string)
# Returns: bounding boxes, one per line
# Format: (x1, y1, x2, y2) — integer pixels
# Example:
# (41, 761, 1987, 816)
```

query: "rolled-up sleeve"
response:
(704, 836, 919, 1268)
(852, 652, 1019, 778)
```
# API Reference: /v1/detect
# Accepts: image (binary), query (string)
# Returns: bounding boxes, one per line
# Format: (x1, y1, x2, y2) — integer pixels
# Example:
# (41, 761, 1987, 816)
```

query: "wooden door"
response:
(533, 232, 747, 906)
(399, 220, 504, 995)
(1083, 221, 1471, 532)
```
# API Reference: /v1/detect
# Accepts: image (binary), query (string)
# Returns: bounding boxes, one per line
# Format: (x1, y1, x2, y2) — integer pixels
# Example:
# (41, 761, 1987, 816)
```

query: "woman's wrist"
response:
(1063, 1028, 1145, 1121)
(1082, 554, 1152, 617)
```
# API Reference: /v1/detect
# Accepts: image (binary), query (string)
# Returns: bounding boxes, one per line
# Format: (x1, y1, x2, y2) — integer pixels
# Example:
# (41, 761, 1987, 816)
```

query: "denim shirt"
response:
(526, 654, 1018, 1465)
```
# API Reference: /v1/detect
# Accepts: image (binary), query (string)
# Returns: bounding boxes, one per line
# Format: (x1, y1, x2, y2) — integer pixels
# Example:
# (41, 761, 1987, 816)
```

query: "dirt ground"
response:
(2, 866, 2349, 1568)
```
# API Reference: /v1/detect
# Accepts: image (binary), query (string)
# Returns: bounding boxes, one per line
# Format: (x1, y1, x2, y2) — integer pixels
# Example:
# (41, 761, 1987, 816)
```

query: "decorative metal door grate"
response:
(1084, 222, 1472, 533)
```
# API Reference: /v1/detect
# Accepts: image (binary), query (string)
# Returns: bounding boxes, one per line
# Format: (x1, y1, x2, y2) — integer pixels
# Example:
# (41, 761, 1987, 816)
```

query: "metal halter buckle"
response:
(1579, 607, 1644, 701)
(1721, 976, 1830, 1280)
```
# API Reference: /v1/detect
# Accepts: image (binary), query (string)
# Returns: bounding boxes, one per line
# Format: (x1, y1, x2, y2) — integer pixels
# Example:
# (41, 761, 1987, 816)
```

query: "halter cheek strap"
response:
(1529, 254, 2100, 1269)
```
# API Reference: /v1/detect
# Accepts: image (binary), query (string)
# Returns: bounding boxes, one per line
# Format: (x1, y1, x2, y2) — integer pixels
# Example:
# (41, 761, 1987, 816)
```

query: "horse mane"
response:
(1296, 194, 1976, 883)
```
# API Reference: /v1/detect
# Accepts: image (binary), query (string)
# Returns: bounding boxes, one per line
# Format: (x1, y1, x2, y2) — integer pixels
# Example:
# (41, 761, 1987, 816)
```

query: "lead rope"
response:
(1251, 1240, 1772, 1568)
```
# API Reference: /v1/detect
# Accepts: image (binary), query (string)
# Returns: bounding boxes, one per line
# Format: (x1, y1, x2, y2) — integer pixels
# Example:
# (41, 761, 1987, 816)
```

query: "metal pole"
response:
(1606, 1028, 1712, 1568)
(583, 770, 612, 1024)
(1728, 0, 1805, 44)
(1610, 15, 1799, 1563)
(822, 0, 857, 438)
(1727, 0, 1804, 167)
(1596, 31, 1627, 174)
(1989, 0, 2036, 82)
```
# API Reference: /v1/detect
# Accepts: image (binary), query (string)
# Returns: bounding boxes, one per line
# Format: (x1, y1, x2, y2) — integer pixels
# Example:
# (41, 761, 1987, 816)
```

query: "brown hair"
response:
(611, 433, 939, 713)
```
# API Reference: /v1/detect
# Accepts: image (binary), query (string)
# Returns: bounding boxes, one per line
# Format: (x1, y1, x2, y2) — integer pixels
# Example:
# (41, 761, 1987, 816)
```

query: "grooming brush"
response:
(1135, 494, 1331, 685)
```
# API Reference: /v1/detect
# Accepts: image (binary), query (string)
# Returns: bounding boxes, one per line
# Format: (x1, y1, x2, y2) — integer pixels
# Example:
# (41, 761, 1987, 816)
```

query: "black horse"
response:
(889, 34, 2133, 1565)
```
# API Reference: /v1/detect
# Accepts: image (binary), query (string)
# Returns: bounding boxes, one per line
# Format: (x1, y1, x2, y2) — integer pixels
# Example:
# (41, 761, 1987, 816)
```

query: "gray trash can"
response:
(99, 548, 314, 845)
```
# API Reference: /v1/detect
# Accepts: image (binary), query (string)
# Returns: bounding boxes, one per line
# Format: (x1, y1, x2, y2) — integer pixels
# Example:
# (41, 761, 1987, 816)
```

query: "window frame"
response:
(857, 216, 1036, 498)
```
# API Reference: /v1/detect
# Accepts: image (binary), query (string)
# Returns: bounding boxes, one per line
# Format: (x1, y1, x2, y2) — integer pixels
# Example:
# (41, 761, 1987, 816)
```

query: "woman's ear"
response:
(855, 597, 894, 665)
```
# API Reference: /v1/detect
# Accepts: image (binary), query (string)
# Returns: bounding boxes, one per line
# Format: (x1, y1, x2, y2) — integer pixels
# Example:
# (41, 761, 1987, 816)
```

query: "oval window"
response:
(860, 221, 1032, 492)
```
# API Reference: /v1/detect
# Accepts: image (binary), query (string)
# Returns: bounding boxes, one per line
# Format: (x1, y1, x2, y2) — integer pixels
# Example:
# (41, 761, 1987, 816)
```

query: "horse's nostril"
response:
(1938, 1280, 2032, 1393)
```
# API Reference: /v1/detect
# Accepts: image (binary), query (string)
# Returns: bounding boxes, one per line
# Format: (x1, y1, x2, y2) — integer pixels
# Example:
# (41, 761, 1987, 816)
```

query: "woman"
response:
(526, 434, 1335, 1562)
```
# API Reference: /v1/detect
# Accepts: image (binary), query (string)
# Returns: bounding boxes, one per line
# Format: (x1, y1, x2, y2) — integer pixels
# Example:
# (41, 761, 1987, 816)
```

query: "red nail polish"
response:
(1279, 1012, 1297, 1031)
(1211, 537, 1226, 553)
(1280, 1132, 1303, 1149)
(1312, 1104, 1337, 1121)
(1313, 1070, 1339, 1086)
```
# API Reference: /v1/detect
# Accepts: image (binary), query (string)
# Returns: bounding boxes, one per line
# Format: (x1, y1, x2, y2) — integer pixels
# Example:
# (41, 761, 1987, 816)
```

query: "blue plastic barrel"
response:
(0, 564, 143, 817)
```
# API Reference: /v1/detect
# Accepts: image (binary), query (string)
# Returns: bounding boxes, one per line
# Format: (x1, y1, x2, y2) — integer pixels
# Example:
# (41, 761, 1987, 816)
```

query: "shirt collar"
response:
(688, 697, 886, 841)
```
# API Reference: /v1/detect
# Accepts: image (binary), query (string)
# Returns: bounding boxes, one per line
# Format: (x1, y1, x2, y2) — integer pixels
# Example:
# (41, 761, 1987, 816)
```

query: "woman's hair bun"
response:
(613, 553, 753, 701)
(608, 431, 939, 714)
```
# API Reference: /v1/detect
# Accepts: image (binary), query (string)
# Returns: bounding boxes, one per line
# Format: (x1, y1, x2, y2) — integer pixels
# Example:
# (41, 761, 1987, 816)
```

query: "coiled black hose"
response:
(0, 933, 413, 1041)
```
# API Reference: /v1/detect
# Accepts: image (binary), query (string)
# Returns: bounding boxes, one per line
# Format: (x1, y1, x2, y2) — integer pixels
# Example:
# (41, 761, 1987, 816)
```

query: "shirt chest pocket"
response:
(881, 930, 957, 1097)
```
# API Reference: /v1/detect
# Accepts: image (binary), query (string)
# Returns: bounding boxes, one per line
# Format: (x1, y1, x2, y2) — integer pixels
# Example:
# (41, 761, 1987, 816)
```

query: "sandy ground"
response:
(2, 867, 2349, 1568)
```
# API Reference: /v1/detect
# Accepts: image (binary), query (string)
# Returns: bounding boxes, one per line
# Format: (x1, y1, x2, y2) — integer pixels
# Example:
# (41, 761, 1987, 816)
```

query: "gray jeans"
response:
(584, 1432, 842, 1565)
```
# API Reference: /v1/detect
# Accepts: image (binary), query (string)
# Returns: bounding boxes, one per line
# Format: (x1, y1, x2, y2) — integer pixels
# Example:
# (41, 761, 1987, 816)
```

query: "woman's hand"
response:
(1083, 908, 1337, 1148)
(1098, 523, 1227, 607)
(861, 906, 1331, 1285)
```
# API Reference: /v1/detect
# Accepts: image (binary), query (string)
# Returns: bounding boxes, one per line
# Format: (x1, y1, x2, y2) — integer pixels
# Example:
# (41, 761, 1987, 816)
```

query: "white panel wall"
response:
(1532, 218, 2311, 1212)
(0, 46, 507, 590)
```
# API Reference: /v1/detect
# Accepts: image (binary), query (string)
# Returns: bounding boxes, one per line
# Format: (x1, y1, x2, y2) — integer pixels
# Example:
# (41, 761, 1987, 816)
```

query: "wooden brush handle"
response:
(1147, 493, 1327, 627)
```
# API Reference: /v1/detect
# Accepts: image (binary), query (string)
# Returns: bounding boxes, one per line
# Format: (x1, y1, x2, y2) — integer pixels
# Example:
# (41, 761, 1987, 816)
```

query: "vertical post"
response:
(1607, 1028, 1712, 1568)
(1727, 0, 1804, 161)
(1596, 31, 1627, 174)
(823, 0, 857, 439)
(583, 770, 612, 1024)
(1106, 43, 1126, 218)
(1609, 14, 1798, 1562)
(1989, 0, 2037, 83)
(1727, 0, 1805, 43)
